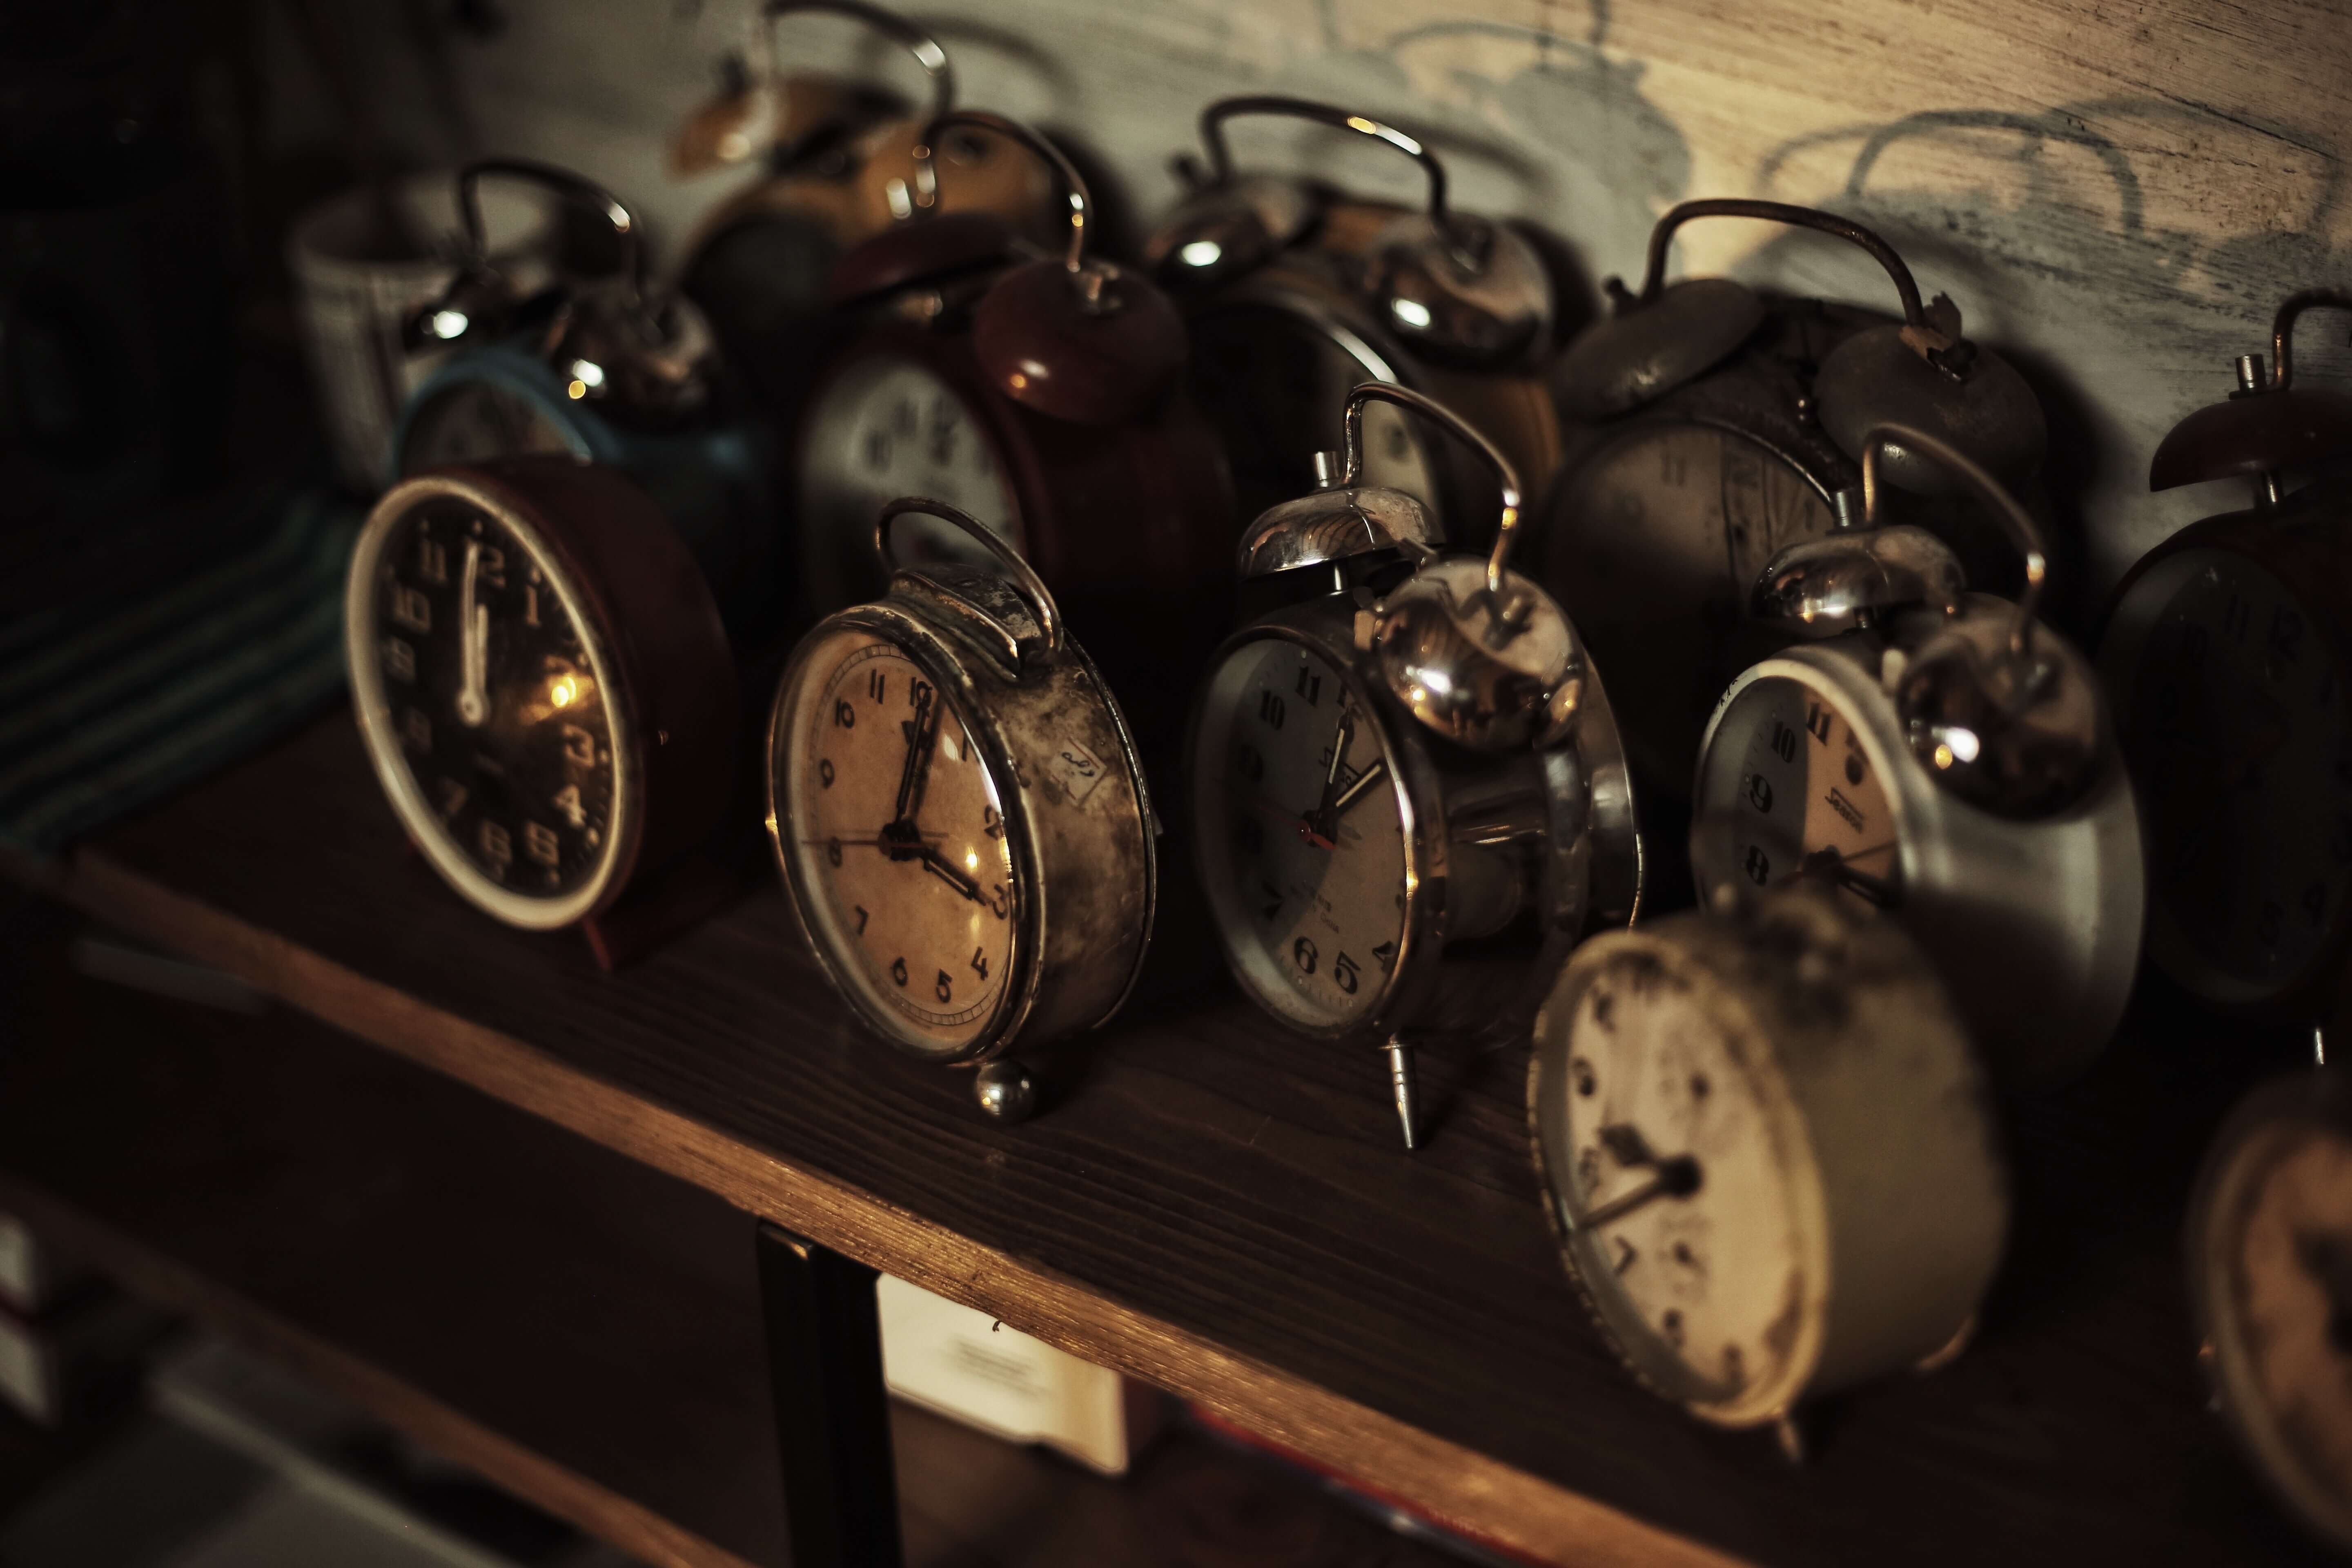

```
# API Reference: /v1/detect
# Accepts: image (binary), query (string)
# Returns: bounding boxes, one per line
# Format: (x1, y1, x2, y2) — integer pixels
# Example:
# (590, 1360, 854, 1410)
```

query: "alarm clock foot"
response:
(973, 1059, 1040, 1123)
(1771, 1410, 1807, 1466)
(1385, 1037, 1420, 1152)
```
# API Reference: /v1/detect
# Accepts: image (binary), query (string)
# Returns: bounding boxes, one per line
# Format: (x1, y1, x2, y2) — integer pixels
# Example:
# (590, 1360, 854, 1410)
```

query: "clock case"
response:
(1527, 883, 2006, 1435)
(766, 509, 1157, 1077)
(348, 455, 739, 969)
(2097, 288, 2352, 1031)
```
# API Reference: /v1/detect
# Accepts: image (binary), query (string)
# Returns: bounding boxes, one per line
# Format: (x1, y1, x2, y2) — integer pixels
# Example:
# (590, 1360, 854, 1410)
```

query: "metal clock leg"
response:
(755, 1222, 904, 1568)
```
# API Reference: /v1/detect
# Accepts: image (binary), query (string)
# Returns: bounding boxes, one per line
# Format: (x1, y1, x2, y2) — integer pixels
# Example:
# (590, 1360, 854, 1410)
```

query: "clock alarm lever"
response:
(875, 498, 1064, 657)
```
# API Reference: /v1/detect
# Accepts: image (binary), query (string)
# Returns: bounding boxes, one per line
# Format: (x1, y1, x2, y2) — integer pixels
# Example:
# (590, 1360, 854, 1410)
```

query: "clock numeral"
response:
(819, 760, 836, 789)
(525, 586, 542, 627)
(416, 537, 448, 584)
(970, 947, 989, 980)
(854, 905, 869, 935)
(391, 585, 432, 633)
(1769, 720, 1797, 764)
(402, 708, 431, 751)
(1575, 1145, 1602, 1193)
(1722, 1343, 1745, 1385)
(834, 699, 856, 729)
(1294, 666, 1322, 706)
(826, 838, 843, 866)
(478, 820, 512, 874)
(1292, 935, 1318, 976)
(561, 724, 597, 769)
(1571, 1056, 1597, 1096)
(478, 546, 506, 590)
(1371, 940, 1396, 973)
(982, 804, 1003, 839)
(552, 784, 585, 828)
(1612, 1236, 1639, 1275)
(1258, 880, 1283, 922)
(935, 970, 953, 1004)
(434, 778, 466, 819)
(2223, 593, 2250, 644)
(988, 883, 1010, 920)
(1804, 702, 1831, 746)
(1744, 844, 1771, 884)
(1661, 1309, 1685, 1349)
(890, 956, 909, 987)
(523, 820, 559, 867)
(1258, 690, 1286, 730)
(383, 637, 415, 682)
(1744, 772, 1773, 813)
(1332, 952, 1360, 995)
(864, 430, 893, 472)
(910, 679, 931, 710)
(868, 669, 886, 703)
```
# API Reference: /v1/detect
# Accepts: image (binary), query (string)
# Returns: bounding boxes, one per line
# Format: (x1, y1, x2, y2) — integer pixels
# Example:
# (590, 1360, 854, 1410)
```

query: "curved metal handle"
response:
(2269, 288, 2352, 392)
(917, 110, 1092, 276)
(761, 0, 954, 124)
(457, 158, 644, 300)
(875, 497, 1063, 654)
(1860, 421, 2043, 662)
(1634, 198, 1927, 330)
(1198, 96, 1450, 235)
(1339, 382, 1522, 595)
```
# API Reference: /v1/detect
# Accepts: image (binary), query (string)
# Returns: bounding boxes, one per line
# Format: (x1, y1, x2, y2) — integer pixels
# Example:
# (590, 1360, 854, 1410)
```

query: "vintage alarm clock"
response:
(669, 0, 1054, 409)
(1143, 95, 1561, 541)
(396, 159, 774, 633)
(2098, 289, 2352, 1029)
(1187, 382, 1641, 1149)
(1541, 198, 2048, 804)
(2185, 1067, 2352, 1551)
(1690, 422, 2141, 1087)
(347, 455, 736, 958)
(1528, 875, 2005, 1453)
(766, 497, 1155, 1119)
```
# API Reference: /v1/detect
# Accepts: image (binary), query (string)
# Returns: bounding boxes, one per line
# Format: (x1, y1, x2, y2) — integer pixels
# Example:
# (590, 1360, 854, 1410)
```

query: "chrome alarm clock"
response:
(1530, 876, 2005, 1453)
(767, 497, 1155, 1119)
(1690, 422, 2140, 1087)
(2099, 289, 2352, 1030)
(1144, 95, 1561, 541)
(1188, 382, 1640, 1149)
(1541, 199, 2048, 804)
(396, 159, 775, 633)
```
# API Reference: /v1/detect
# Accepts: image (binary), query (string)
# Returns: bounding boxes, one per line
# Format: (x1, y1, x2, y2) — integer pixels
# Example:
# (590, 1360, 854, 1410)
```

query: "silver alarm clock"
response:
(1187, 382, 1641, 1149)
(1690, 421, 2143, 1087)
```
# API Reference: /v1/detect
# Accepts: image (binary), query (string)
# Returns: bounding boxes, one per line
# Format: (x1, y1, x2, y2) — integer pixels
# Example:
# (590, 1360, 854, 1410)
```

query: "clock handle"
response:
(1858, 421, 2045, 664)
(916, 110, 1096, 278)
(1339, 382, 1523, 595)
(760, 0, 954, 125)
(2266, 288, 2352, 392)
(456, 159, 647, 305)
(1195, 95, 1454, 237)
(1626, 199, 1930, 331)
(875, 497, 1064, 655)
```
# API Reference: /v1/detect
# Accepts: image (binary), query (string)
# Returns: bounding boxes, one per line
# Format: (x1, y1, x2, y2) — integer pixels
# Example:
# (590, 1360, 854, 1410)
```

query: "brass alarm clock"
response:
(1144, 95, 1560, 541)
(1187, 383, 1640, 1149)
(669, 0, 1055, 410)
(2098, 289, 2352, 1030)
(767, 497, 1155, 1120)
(2185, 1067, 2352, 1551)
(1529, 876, 2005, 1453)
(1541, 198, 2048, 807)
(347, 455, 736, 961)
(1690, 423, 2142, 1087)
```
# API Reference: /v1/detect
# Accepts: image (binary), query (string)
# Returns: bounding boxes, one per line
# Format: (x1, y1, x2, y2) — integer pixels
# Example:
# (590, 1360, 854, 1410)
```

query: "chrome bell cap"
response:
(1889, 597, 2107, 818)
(1370, 557, 1584, 752)
(1372, 210, 1553, 367)
(1238, 480, 1439, 580)
(1145, 174, 1316, 289)
(1751, 523, 1964, 636)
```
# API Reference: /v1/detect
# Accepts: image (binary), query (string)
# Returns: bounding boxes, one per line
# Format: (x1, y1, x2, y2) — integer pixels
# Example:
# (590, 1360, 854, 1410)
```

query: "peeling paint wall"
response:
(312, 0, 2352, 601)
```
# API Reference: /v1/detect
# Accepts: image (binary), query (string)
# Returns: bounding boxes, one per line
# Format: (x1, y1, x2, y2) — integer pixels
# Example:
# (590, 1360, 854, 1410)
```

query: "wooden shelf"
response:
(6, 710, 2336, 1568)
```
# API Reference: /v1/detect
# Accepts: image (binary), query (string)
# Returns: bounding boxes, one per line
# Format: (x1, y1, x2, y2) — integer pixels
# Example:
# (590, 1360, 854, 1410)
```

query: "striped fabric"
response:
(0, 491, 359, 858)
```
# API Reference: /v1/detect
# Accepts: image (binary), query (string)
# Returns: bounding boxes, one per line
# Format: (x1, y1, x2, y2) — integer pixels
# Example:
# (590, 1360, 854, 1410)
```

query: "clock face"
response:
(778, 628, 1018, 1057)
(350, 491, 627, 927)
(1697, 674, 1901, 913)
(797, 355, 1025, 613)
(1191, 635, 1410, 1033)
(1186, 301, 1442, 526)
(1550, 424, 1837, 786)
(2201, 1112, 2352, 1546)
(2104, 548, 2352, 1006)
(1558, 948, 1819, 1418)
(397, 378, 582, 474)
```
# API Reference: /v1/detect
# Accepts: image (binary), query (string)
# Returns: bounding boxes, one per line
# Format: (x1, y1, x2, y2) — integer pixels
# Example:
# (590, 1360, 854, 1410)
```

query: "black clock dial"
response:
(369, 495, 620, 905)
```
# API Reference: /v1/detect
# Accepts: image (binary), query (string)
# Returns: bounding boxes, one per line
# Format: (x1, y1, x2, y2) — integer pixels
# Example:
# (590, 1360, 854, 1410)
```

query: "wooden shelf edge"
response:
(0, 1170, 760, 1568)
(52, 846, 1744, 1568)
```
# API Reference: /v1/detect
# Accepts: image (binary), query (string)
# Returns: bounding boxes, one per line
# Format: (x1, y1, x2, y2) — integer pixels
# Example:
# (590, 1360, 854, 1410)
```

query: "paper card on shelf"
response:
(877, 1274, 1163, 1474)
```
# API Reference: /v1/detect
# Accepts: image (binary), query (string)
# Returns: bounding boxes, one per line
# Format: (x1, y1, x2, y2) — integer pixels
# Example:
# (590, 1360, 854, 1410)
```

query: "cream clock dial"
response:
(1698, 674, 1901, 911)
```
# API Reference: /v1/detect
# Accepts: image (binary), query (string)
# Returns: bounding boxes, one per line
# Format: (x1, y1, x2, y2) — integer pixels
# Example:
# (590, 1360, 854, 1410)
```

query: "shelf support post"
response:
(755, 1221, 904, 1568)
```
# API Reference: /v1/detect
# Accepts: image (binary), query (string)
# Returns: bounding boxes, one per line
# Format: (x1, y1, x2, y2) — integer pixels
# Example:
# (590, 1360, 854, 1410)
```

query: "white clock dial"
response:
(2106, 549, 2352, 1005)
(798, 356, 1025, 610)
(1560, 950, 1819, 1418)
(1698, 674, 1900, 912)
(1193, 636, 1410, 1032)
(780, 628, 1018, 1056)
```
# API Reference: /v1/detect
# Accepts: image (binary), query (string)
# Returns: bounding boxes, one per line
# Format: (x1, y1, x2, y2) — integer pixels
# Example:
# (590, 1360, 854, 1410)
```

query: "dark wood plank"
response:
(22, 710, 2340, 1567)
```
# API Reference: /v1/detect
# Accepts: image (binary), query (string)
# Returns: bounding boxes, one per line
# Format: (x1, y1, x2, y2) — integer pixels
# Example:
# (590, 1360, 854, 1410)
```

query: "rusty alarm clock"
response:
(669, 0, 1055, 410)
(1540, 199, 2048, 807)
(1143, 95, 1560, 544)
(2098, 289, 2352, 1033)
